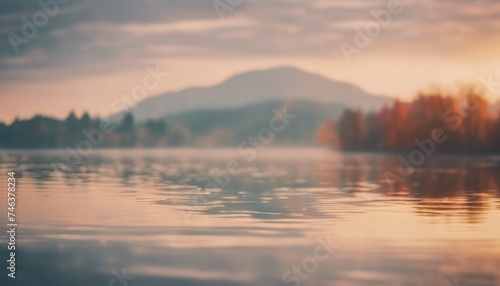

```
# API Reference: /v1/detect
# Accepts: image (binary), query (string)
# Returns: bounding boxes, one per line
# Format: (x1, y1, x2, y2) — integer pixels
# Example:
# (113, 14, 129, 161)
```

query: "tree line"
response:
(317, 85, 500, 153)
(0, 112, 191, 148)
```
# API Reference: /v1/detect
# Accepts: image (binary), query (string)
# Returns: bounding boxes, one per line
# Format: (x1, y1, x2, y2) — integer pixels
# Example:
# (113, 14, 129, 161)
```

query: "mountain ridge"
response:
(162, 99, 346, 146)
(130, 66, 392, 121)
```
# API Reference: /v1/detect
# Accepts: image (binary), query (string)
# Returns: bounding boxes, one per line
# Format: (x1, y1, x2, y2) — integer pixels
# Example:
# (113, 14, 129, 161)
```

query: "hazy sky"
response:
(1, 0, 500, 122)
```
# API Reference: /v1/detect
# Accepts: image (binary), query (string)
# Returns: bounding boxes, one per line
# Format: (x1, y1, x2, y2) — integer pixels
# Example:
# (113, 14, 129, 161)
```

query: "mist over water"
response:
(0, 149, 499, 286)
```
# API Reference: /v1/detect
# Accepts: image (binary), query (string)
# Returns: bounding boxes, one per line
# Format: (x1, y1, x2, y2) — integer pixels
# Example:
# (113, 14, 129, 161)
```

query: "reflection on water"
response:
(0, 149, 499, 286)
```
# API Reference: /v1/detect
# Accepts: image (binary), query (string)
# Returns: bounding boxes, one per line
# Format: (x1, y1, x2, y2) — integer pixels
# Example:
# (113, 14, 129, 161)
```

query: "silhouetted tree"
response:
(80, 112, 92, 130)
(338, 109, 367, 150)
(64, 111, 80, 145)
(491, 111, 500, 152)
(118, 113, 135, 147)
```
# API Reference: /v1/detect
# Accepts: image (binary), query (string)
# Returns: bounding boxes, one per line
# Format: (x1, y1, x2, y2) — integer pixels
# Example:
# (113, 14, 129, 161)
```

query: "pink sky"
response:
(1, 0, 499, 122)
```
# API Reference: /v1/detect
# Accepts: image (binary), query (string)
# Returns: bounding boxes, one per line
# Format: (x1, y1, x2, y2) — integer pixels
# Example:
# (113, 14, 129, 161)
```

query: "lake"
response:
(0, 149, 499, 286)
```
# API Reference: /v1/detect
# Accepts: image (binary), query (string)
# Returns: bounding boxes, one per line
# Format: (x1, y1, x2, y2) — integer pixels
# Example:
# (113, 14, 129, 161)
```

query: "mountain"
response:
(130, 66, 392, 121)
(161, 100, 345, 146)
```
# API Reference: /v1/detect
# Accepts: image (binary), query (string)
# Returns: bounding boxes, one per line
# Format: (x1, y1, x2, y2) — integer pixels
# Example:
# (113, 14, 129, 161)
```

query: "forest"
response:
(0, 112, 191, 148)
(316, 86, 500, 153)
(2, 85, 499, 152)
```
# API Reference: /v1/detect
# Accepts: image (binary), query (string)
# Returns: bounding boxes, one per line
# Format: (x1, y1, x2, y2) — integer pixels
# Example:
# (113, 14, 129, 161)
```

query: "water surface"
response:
(0, 149, 499, 286)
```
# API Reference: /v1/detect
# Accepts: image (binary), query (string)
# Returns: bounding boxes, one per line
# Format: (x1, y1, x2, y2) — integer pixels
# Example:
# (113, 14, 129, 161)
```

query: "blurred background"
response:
(1, 0, 500, 285)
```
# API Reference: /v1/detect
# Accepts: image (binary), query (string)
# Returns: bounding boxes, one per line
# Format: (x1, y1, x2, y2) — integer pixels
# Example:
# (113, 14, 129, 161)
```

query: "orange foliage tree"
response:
(317, 85, 500, 153)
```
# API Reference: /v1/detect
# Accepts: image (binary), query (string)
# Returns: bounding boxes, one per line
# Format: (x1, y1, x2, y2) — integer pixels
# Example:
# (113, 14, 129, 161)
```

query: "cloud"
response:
(0, 0, 500, 122)
(1, 0, 499, 76)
